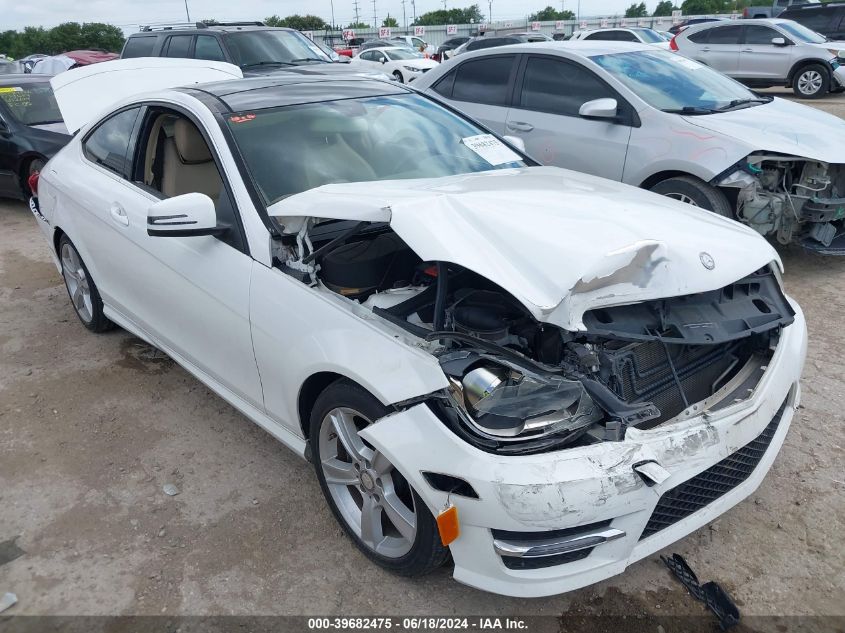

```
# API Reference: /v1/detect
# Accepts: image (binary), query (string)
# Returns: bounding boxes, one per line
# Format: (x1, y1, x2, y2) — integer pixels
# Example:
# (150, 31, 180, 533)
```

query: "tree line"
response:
(0, 22, 124, 59)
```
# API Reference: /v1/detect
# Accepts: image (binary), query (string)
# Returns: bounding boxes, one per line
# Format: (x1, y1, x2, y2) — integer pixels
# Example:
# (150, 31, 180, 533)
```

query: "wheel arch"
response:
(52, 226, 67, 258)
(640, 170, 698, 190)
(298, 372, 390, 445)
(787, 58, 831, 86)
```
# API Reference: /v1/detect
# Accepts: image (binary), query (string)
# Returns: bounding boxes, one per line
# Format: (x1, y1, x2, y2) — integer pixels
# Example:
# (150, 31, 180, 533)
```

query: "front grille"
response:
(607, 339, 743, 425)
(639, 397, 788, 540)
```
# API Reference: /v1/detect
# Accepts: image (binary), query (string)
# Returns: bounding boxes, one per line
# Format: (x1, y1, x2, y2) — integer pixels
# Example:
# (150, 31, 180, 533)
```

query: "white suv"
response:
(672, 18, 845, 98)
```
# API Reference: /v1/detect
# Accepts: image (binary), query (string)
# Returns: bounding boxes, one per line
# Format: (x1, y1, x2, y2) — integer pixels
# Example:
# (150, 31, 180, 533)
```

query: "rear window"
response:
(122, 36, 157, 58)
(781, 9, 834, 32)
(0, 83, 62, 125)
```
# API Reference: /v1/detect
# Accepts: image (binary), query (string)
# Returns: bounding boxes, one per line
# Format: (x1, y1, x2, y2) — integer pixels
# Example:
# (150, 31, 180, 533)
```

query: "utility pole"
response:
(442, 0, 447, 8)
(401, 0, 407, 29)
(488, 0, 492, 24)
(411, 0, 416, 24)
(184, 0, 191, 21)
(330, 0, 336, 29)
(353, 0, 361, 25)
(372, 0, 377, 28)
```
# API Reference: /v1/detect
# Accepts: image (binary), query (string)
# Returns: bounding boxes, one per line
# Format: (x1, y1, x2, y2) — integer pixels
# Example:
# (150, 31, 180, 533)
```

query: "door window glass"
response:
(452, 55, 515, 105)
(744, 25, 781, 44)
(519, 57, 614, 116)
(195, 35, 226, 61)
(707, 25, 743, 44)
(165, 35, 193, 58)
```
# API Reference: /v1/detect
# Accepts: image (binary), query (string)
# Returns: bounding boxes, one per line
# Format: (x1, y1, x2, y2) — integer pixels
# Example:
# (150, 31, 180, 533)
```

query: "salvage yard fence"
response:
(310, 13, 737, 48)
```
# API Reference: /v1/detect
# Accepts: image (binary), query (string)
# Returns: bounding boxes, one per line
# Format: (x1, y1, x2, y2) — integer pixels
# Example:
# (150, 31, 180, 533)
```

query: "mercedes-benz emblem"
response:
(700, 252, 715, 270)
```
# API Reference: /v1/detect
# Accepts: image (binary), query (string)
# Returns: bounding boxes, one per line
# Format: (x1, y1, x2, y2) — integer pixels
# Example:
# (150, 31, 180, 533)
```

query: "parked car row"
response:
(5, 20, 833, 598)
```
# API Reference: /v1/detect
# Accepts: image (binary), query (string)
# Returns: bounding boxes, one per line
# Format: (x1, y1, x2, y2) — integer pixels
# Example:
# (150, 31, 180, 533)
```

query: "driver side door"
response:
(83, 105, 264, 410)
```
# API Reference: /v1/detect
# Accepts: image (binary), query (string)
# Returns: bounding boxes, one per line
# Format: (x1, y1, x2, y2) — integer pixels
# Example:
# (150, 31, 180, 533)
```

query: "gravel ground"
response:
(0, 90, 843, 626)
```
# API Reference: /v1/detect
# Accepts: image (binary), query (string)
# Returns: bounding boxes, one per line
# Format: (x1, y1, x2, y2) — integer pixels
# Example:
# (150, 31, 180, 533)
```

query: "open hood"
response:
(269, 166, 779, 331)
(51, 57, 242, 134)
(683, 97, 845, 164)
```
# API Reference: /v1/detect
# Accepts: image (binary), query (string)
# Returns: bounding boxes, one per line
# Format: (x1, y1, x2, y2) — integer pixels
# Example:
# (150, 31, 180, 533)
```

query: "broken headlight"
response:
(448, 363, 601, 441)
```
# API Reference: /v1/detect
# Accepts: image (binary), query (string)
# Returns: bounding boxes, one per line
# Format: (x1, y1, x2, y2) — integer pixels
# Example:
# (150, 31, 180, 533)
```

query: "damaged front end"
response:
(421, 265, 794, 455)
(718, 154, 845, 254)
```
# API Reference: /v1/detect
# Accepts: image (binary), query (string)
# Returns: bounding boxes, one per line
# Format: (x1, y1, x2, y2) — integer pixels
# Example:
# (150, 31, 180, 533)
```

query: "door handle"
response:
(741, 48, 754, 52)
(109, 203, 129, 227)
(507, 121, 534, 132)
(701, 47, 711, 52)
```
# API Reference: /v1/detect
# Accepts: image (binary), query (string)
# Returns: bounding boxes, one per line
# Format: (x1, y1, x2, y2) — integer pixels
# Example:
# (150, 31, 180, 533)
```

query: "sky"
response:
(1, 0, 646, 34)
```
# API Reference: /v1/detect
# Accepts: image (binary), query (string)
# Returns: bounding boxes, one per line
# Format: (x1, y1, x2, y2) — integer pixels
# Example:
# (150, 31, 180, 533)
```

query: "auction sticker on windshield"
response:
(461, 134, 521, 166)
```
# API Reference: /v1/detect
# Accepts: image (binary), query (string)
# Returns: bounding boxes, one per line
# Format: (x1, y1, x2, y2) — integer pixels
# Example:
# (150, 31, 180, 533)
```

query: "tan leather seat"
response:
(160, 118, 222, 202)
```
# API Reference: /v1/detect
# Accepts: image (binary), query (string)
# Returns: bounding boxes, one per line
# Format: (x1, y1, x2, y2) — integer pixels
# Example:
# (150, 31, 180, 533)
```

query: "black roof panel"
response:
(184, 75, 410, 111)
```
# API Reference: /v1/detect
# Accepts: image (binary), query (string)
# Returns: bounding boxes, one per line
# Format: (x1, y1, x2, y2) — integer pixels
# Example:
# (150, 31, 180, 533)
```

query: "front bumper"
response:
(361, 302, 807, 597)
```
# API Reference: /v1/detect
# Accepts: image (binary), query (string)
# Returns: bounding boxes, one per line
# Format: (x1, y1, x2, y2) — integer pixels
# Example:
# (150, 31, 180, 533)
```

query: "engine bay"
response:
(276, 221, 794, 454)
(719, 154, 845, 254)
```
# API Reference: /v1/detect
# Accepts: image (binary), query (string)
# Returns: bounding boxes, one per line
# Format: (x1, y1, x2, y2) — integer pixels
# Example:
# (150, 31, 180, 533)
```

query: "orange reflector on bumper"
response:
(437, 505, 460, 546)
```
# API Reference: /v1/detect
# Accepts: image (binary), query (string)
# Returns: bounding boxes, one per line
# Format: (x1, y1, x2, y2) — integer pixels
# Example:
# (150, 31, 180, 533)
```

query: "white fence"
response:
(314, 13, 737, 48)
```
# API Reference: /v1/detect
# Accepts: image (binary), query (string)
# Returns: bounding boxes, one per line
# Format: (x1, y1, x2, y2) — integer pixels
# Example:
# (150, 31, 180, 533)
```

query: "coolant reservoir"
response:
(361, 286, 426, 310)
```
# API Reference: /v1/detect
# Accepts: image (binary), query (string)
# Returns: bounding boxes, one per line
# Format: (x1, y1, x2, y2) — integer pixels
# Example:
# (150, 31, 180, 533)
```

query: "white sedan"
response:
(570, 27, 672, 49)
(414, 41, 845, 254)
(350, 46, 438, 83)
(31, 58, 806, 597)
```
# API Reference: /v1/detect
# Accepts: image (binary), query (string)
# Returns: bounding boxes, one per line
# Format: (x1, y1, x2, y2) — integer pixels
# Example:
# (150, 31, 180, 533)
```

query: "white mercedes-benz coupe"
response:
(29, 58, 807, 597)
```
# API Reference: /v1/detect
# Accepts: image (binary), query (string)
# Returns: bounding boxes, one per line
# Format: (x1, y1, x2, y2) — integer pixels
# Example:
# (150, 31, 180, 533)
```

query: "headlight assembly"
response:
(448, 363, 602, 441)
(403, 65, 421, 72)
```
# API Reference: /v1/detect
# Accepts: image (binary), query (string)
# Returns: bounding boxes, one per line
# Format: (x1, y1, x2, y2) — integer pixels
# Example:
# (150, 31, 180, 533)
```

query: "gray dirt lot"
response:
(0, 89, 843, 622)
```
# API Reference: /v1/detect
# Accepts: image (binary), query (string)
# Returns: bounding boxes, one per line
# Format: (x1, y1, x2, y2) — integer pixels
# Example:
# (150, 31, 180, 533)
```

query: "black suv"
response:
(121, 21, 356, 76)
(779, 4, 845, 40)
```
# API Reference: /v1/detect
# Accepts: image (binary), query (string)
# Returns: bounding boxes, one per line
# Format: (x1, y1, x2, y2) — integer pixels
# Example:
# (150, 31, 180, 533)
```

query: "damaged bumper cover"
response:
(360, 302, 807, 597)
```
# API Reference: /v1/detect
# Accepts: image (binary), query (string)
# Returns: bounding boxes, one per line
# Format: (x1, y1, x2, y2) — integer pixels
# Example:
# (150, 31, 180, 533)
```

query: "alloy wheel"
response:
(61, 243, 93, 323)
(318, 406, 417, 558)
(798, 70, 823, 96)
(665, 193, 698, 206)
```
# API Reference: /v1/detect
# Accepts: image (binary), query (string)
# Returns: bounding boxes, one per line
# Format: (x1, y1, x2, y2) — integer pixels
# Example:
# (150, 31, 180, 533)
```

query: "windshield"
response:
(226, 30, 332, 67)
(226, 93, 525, 205)
(385, 48, 422, 60)
(0, 83, 62, 125)
(633, 28, 664, 43)
(777, 21, 827, 43)
(591, 49, 760, 112)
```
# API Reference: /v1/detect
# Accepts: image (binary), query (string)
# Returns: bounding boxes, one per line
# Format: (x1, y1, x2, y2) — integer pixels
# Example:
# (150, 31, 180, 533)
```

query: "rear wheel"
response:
(310, 379, 448, 576)
(793, 63, 829, 99)
(650, 175, 733, 218)
(58, 235, 115, 333)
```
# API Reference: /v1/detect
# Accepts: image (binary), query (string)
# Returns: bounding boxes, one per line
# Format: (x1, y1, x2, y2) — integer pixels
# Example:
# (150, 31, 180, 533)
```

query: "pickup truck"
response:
(743, 0, 819, 19)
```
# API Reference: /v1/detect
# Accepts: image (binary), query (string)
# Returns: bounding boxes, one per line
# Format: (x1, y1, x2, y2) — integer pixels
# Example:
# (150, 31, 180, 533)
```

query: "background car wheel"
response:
(58, 235, 115, 333)
(793, 64, 829, 99)
(650, 176, 733, 218)
(310, 379, 449, 576)
(392, 71, 404, 83)
(21, 157, 45, 197)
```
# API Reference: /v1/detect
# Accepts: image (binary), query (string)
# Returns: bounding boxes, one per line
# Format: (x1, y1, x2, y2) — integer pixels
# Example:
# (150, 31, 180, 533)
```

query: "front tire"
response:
(650, 175, 733, 218)
(58, 235, 115, 333)
(793, 63, 829, 99)
(392, 70, 404, 83)
(310, 379, 448, 576)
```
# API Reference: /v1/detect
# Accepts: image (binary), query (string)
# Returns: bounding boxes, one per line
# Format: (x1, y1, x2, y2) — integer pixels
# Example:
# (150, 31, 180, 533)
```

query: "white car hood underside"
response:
(683, 97, 845, 164)
(269, 167, 779, 331)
